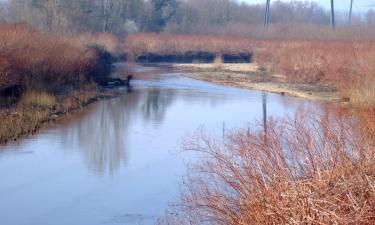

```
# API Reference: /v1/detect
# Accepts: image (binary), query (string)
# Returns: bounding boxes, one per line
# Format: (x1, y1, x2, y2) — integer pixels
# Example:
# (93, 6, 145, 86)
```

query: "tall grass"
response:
(0, 22, 118, 143)
(125, 33, 256, 59)
(255, 40, 375, 107)
(77, 32, 119, 56)
(20, 90, 56, 108)
(125, 33, 375, 108)
(0, 23, 118, 95)
(163, 108, 375, 225)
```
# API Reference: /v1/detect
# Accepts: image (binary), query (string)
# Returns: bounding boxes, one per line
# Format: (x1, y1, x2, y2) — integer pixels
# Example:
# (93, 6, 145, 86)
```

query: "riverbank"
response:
(0, 23, 125, 144)
(126, 34, 375, 108)
(0, 84, 127, 144)
(174, 63, 339, 102)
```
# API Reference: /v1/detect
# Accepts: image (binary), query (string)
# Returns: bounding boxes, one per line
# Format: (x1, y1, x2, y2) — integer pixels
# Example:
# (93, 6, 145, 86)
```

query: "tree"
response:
(5, 0, 333, 35)
(149, 0, 177, 32)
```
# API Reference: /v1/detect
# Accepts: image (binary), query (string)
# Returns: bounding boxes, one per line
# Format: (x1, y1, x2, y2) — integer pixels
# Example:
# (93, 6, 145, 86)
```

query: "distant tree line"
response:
(0, 0, 371, 35)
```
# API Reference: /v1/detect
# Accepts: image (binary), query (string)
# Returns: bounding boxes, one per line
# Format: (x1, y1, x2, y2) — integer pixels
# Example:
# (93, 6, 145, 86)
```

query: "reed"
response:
(0, 22, 118, 143)
(125, 33, 256, 59)
(255, 40, 375, 107)
(20, 90, 56, 108)
(0, 22, 118, 94)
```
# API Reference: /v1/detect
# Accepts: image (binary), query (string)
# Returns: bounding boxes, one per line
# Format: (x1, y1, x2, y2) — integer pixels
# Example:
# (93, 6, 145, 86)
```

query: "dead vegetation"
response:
(0, 85, 99, 144)
(0, 22, 119, 143)
(0, 23, 120, 92)
(161, 108, 375, 225)
(126, 33, 375, 108)
(254, 40, 375, 107)
(132, 33, 375, 225)
(125, 33, 254, 63)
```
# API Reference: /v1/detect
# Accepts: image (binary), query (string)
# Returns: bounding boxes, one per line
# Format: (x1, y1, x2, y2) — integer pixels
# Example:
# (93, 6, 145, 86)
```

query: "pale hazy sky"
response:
(242, 0, 374, 12)
(0, 0, 373, 12)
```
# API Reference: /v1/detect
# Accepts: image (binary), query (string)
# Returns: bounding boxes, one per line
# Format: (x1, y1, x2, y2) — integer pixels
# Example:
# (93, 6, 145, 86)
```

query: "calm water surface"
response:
(0, 64, 315, 225)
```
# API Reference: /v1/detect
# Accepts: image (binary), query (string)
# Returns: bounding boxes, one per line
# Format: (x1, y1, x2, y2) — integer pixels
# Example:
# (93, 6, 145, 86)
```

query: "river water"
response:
(0, 63, 314, 225)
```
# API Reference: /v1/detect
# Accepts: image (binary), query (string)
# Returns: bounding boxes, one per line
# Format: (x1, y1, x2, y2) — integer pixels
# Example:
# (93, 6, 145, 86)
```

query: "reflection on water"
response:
(61, 100, 130, 174)
(58, 88, 176, 175)
(142, 89, 174, 122)
(0, 63, 316, 225)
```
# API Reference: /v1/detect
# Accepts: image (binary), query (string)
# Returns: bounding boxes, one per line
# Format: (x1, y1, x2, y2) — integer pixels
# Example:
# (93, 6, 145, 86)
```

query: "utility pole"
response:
(264, 0, 271, 32)
(262, 0, 270, 137)
(349, 0, 354, 25)
(103, 0, 109, 32)
(331, 0, 335, 30)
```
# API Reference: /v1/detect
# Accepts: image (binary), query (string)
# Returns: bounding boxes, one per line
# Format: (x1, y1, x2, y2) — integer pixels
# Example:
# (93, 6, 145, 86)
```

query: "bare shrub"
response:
(164, 108, 375, 225)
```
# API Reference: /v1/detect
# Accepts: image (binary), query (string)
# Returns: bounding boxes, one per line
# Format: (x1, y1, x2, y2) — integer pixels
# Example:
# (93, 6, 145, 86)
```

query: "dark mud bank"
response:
(133, 51, 252, 63)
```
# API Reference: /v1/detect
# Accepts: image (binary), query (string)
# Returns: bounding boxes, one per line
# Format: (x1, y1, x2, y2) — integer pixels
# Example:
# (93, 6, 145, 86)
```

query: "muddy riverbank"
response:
(0, 61, 132, 145)
(0, 85, 125, 145)
(174, 63, 340, 102)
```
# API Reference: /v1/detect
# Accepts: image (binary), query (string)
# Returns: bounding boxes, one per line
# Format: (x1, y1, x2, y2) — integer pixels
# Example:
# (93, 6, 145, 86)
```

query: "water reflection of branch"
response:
(77, 99, 129, 175)
(142, 89, 174, 123)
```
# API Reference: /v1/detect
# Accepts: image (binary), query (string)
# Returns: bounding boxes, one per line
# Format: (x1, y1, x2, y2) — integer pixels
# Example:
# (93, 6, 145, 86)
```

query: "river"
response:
(0, 63, 315, 225)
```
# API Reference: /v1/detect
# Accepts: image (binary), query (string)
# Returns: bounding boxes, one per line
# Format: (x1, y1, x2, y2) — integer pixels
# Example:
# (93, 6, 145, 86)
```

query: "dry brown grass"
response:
(0, 84, 97, 144)
(76, 32, 119, 55)
(0, 23, 119, 93)
(20, 90, 56, 108)
(255, 40, 375, 107)
(126, 33, 375, 108)
(125, 33, 256, 58)
(0, 22, 119, 143)
(162, 108, 375, 225)
(0, 23, 95, 91)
